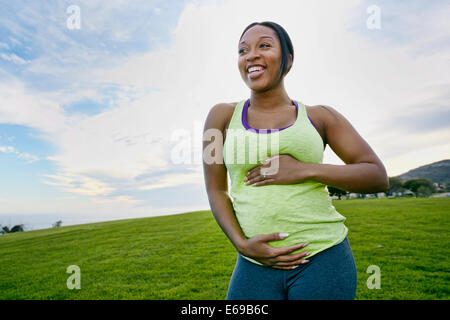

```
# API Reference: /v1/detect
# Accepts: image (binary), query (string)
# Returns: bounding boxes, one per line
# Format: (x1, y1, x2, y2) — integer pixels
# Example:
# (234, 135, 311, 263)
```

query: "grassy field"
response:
(0, 197, 448, 300)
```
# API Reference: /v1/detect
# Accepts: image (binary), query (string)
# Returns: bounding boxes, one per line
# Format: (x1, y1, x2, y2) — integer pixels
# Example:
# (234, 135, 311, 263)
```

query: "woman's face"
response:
(238, 25, 285, 91)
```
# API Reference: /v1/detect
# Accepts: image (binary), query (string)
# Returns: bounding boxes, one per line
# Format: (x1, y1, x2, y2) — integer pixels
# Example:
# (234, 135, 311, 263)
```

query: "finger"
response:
(274, 259, 310, 267)
(245, 166, 260, 181)
(275, 251, 311, 263)
(247, 167, 274, 185)
(246, 156, 274, 178)
(251, 178, 275, 186)
(257, 232, 290, 243)
(272, 242, 309, 256)
(259, 165, 274, 179)
(263, 155, 279, 164)
(245, 173, 265, 185)
(272, 264, 303, 270)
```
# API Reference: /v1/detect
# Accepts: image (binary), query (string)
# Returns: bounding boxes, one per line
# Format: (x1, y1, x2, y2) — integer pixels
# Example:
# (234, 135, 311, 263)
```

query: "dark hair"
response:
(239, 21, 294, 83)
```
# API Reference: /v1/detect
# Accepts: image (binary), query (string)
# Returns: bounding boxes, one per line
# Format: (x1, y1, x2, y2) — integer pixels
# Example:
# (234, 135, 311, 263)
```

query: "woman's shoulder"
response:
(207, 101, 239, 130)
(210, 101, 240, 122)
(306, 104, 346, 127)
(212, 101, 239, 113)
(304, 104, 326, 125)
(304, 103, 349, 147)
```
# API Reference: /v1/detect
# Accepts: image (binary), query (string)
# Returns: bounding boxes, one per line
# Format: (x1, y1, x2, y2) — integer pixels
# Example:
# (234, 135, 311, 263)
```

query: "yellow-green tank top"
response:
(222, 98, 348, 265)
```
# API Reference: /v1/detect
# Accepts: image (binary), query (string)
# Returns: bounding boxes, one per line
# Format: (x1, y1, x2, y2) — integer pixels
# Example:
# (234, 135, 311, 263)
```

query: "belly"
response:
(230, 181, 347, 239)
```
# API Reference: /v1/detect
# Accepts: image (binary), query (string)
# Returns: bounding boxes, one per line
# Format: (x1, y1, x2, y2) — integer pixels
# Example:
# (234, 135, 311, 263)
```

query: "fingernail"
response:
(279, 233, 289, 239)
(291, 266, 298, 269)
(305, 252, 311, 255)
(301, 260, 309, 264)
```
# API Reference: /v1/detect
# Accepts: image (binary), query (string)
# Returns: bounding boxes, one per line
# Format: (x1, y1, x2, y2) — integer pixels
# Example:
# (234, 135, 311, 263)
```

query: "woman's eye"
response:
(238, 43, 270, 54)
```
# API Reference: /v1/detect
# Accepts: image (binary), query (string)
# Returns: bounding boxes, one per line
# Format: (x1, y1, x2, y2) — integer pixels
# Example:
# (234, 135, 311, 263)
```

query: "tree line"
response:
(0, 220, 62, 235)
(328, 178, 448, 199)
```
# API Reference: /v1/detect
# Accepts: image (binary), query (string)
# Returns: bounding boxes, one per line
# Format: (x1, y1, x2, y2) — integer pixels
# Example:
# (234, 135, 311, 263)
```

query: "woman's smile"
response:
(248, 67, 266, 80)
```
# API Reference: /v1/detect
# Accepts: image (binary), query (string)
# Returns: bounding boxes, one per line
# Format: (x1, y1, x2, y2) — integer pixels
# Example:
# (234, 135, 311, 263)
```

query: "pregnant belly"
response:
(231, 183, 346, 239)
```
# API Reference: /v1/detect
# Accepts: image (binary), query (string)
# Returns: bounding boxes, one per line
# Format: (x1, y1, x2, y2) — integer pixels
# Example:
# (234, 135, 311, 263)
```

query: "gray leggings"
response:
(226, 236, 357, 300)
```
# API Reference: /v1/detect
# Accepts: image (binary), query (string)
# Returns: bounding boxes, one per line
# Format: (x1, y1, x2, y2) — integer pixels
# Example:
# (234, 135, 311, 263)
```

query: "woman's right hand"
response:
(239, 233, 311, 270)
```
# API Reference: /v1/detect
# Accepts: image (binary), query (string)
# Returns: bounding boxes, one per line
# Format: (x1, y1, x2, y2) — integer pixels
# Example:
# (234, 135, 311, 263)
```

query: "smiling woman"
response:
(202, 21, 388, 300)
(238, 22, 293, 86)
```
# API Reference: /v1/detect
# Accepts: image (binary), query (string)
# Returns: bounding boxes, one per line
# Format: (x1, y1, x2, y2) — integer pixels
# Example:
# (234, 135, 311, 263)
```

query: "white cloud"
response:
(0, 80, 67, 134)
(0, 144, 39, 163)
(0, 53, 28, 65)
(16, 151, 39, 163)
(0, 145, 15, 153)
(41, 172, 116, 196)
(139, 170, 203, 191)
(92, 195, 142, 204)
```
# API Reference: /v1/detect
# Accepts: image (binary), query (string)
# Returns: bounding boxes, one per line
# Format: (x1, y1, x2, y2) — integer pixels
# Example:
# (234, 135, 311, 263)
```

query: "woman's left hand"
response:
(244, 154, 313, 186)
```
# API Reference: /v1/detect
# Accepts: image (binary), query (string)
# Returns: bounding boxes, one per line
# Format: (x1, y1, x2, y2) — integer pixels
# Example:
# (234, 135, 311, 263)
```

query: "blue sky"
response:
(0, 124, 57, 201)
(0, 0, 449, 229)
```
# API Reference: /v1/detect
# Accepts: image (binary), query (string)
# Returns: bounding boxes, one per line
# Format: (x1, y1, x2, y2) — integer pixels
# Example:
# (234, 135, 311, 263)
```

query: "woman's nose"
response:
(246, 48, 260, 61)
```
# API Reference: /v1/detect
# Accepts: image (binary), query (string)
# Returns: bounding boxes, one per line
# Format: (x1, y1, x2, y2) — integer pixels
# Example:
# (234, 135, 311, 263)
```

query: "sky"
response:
(0, 0, 449, 230)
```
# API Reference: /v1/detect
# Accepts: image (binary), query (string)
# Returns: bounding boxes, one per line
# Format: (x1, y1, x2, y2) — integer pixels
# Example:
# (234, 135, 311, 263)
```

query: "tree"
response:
(53, 220, 63, 228)
(388, 177, 404, 196)
(403, 178, 435, 197)
(1, 224, 24, 233)
(417, 186, 432, 197)
(10, 224, 24, 233)
(327, 186, 347, 200)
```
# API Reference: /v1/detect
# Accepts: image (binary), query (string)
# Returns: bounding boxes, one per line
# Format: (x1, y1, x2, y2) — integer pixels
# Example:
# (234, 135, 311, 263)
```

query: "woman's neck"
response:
(249, 83, 292, 111)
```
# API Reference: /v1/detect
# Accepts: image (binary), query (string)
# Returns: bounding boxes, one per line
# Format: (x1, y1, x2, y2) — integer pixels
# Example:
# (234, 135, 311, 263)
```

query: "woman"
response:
(202, 21, 389, 300)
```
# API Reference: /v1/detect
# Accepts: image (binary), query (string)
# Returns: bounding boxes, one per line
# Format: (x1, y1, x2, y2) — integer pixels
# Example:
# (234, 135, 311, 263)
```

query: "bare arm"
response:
(308, 105, 389, 193)
(202, 103, 248, 252)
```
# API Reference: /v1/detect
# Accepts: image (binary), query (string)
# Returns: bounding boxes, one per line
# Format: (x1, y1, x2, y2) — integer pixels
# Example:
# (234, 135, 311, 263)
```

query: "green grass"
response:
(0, 197, 449, 300)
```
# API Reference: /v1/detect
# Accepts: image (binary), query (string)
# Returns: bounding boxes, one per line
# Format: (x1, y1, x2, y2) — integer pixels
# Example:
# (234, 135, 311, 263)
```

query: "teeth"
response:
(248, 66, 263, 73)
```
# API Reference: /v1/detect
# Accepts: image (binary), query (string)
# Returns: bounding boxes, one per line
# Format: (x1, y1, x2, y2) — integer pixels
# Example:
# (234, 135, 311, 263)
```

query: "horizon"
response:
(2, 157, 447, 231)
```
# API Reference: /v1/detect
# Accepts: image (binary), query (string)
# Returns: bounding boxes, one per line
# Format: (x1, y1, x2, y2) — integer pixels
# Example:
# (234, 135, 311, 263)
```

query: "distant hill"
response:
(393, 159, 450, 183)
